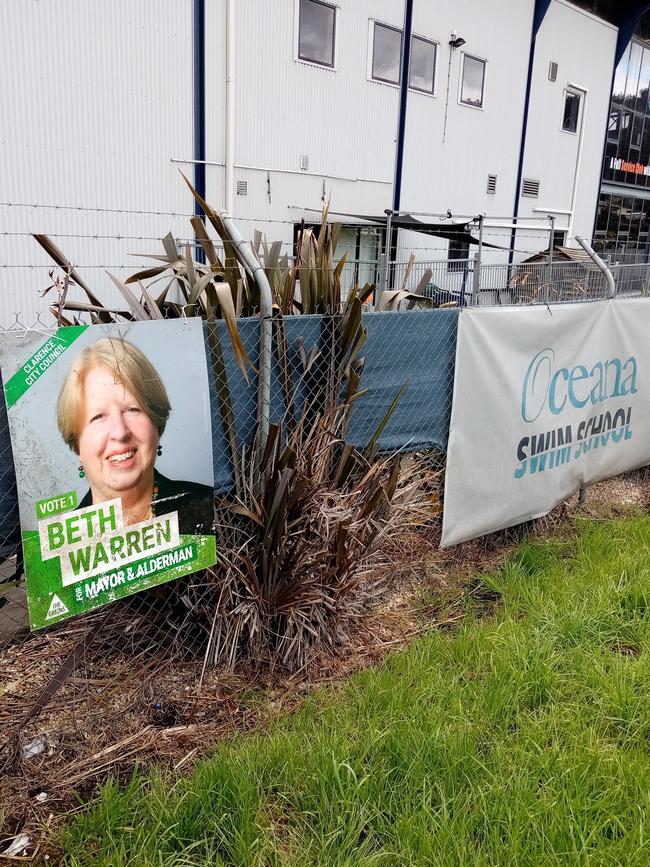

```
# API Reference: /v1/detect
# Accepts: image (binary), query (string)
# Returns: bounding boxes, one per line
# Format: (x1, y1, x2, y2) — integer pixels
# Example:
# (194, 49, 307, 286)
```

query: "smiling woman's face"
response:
(77, 365, 158, 503)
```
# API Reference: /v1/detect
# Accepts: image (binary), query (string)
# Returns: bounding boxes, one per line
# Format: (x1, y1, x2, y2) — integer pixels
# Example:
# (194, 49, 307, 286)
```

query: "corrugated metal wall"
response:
(0, 0, 619, 326)
(2, 0, 193, 326)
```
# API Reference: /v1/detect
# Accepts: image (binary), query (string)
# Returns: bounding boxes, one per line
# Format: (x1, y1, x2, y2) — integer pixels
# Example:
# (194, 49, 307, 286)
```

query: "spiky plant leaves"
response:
(105, 272, 150, 320)
(47, 307, 76, 327)
(365, 381, 409, 457)
(125, 265, 169, 284)
(32, 234, 110, 317)
(273, 314, 296, 432)
(205, 320, 242, 498)
(213, 282, 253, 382)
(161, 232, 181, 264)
(138, 282, 164, 320)
(190, 216, 224, 269)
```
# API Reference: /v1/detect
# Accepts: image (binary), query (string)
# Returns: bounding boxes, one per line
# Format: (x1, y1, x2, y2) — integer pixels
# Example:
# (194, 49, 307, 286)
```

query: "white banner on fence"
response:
(441, 298, 650, 548)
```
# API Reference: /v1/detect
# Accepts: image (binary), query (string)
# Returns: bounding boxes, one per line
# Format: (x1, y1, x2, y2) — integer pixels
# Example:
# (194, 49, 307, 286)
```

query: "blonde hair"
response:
(57, 337, 171, 454)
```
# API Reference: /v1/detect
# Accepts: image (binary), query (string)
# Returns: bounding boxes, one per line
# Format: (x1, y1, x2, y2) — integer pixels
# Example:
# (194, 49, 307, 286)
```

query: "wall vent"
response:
(236, 180, 248, 196)
(522, 178, 540, 198)
(487, 174, 497, 194)
(548, 61, 558, 82)
(300, 154, 309, 171)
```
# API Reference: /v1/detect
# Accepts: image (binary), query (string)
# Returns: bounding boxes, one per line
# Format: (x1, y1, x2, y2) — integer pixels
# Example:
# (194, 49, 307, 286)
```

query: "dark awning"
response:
(336, 212, 506, 249)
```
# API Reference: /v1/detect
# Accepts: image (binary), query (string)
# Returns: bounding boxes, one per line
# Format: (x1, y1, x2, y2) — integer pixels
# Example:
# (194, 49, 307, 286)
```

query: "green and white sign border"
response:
(2, 323, 217, 631)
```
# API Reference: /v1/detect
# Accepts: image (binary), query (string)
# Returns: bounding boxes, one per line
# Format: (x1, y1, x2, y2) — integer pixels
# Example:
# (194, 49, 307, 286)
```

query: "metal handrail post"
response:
(471, 215, 483, 306)
(378, 210, 393, 301)
(575, 235, 616, 298)
(547, 215, 555, 304)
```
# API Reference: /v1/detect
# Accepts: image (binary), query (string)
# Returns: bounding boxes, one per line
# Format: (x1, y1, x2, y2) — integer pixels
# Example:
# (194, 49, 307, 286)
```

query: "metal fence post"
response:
(471, 215, 483, 306)
(471, 252, 480, 306)
(378, 210, 393, 303)
(547, 215, 555, 303)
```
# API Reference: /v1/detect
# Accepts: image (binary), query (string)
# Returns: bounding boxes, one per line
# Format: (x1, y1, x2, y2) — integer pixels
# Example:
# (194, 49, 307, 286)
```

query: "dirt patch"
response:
(1, 471, 648, 862)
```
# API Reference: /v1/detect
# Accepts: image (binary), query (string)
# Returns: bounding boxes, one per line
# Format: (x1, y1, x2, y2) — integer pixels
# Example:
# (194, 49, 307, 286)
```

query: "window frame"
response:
(447, 238, 470, 272)
(561, 87, 582, 135)
(409, 34, 437, 95)
(367, 19, 438, 96)
(370, 20, 403, 86)
(552, 229, 567, 249)
(295, 0, 338, 70)
(459, 53, 487, 110)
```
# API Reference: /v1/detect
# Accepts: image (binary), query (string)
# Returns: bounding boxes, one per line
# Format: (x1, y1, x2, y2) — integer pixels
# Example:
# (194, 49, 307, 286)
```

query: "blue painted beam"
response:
(509, 0, 551, 265)
(193, 0, 206, 258)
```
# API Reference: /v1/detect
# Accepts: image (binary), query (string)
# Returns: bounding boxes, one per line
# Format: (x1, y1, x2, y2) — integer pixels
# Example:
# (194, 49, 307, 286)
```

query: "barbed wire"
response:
(1, 201, 308, 225)
(1, 225, 568, 243)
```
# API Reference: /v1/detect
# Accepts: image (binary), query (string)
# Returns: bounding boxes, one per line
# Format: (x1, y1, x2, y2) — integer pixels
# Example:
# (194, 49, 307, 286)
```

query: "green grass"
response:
(61, 516, 650, 866)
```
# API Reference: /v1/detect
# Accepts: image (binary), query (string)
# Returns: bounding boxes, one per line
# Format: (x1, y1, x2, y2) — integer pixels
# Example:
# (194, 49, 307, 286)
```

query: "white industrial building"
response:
(1, 0, 641, 324)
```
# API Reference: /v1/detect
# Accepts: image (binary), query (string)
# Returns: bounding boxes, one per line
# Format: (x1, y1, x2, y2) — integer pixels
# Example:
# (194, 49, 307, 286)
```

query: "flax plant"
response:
(32, 183, 438, 669)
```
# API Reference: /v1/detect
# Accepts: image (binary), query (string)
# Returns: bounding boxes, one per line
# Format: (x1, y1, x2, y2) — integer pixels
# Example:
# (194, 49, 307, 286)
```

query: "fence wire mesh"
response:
(0, 245, 648, 836)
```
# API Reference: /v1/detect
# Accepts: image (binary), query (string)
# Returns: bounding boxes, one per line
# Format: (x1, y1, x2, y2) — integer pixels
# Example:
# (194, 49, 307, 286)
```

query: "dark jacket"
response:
(78, 470, 214, 535)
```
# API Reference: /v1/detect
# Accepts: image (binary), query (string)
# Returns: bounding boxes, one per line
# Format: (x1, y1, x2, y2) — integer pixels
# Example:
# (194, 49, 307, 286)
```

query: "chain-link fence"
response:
(389, 257, 643, 306)
(0, 251, 641, 643)
(1, 243, 648, 846)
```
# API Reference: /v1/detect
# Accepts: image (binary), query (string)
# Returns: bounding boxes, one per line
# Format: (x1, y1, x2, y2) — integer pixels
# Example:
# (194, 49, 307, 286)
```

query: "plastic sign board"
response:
(442, 298, 650, 547)
(0, 319, 216, 629)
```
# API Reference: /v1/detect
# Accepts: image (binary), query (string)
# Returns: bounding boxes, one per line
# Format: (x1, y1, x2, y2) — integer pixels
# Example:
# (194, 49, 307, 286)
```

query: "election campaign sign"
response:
(0, 319, 216, 629)
(442, 298, 650, 547)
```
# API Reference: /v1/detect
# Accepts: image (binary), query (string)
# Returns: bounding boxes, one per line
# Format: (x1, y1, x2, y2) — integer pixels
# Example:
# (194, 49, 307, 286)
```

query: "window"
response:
(562, 89, 581, 133)
(298, 0, 336, 67)
(448, 238, 469, 271)
(460, 55, 485, 108)
(370, 23, 437, 93)
(552, 230, 566, 248)
(612, 44, 630, 105)
(409, 36, 436, 93)
(607, 109, 620, 141)
(625, 42, 643, 104)
(372, 22, 402, 84)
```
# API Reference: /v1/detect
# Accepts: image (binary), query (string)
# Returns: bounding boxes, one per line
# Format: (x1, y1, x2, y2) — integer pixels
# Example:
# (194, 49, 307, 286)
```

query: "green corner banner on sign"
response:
(0, 319, 217, 630)
(3, 326, 89, 408)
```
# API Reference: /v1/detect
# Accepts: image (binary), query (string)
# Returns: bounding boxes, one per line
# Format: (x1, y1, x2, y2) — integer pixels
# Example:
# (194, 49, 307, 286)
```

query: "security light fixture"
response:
(449, 33, 466, 49)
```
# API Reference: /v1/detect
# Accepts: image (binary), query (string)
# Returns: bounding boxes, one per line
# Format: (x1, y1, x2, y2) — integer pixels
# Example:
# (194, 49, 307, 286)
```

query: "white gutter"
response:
(225, 0, 235, 215)
(566, 83, 588, 243)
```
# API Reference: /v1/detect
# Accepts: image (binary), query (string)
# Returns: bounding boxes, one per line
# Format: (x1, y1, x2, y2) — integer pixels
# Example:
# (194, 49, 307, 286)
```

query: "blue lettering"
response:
(549, 369, 568, 415)
(568, 365, 589, 408)
(521, 348, 553, 423)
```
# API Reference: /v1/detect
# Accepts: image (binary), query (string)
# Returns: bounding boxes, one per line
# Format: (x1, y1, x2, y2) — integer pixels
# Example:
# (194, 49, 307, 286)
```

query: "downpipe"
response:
(575, 235, 616, 298)
(216, 210, 273, 466)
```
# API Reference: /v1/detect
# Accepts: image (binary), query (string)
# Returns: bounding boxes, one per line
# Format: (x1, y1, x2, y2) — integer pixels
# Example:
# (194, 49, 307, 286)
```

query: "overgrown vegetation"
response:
(32, 181, 438, 669)
(59, 515, 650, 865)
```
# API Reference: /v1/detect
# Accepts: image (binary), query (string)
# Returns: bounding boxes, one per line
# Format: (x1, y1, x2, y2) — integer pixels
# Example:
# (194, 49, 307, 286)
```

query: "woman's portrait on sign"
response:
(57, 337, 213, 534)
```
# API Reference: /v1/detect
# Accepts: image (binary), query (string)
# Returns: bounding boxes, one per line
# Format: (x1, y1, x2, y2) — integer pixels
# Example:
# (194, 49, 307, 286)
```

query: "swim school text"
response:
(514, 349, 637, 479)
